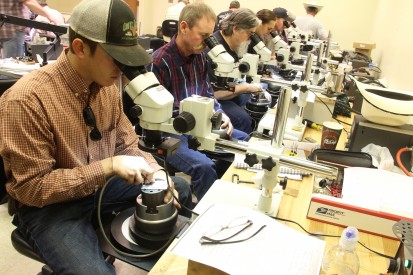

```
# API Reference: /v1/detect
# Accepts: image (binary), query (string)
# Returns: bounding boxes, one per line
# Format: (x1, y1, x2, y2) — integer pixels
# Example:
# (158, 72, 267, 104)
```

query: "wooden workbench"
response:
(148, 118, 400, 275)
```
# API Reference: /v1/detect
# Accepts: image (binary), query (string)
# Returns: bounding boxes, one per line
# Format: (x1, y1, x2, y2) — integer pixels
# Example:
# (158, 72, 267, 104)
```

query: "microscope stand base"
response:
(284, 117, 306, 141)
(256, 190, 283, 216)
(98, 207, 190, 271)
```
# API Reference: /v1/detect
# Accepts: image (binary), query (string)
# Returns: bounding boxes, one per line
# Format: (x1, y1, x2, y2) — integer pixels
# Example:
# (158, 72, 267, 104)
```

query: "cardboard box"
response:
(353, 42, 376, 57)
(307, 192, 413, 240)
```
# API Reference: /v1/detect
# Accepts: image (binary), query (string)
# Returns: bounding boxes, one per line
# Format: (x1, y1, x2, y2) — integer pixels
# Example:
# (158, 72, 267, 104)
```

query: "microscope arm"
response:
(214, 86, 337, 214)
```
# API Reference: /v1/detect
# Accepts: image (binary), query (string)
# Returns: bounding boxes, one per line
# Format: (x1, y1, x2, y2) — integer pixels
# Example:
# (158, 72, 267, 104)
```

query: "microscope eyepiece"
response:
(249, 33, 261, 46)
(114, 59, 147, 80)
(204, 35, 219, 50)
(269, 30, 277, 38)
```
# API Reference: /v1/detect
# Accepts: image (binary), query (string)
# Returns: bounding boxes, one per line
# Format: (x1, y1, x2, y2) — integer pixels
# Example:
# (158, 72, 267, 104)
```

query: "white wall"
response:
(371, 0, 413, 90)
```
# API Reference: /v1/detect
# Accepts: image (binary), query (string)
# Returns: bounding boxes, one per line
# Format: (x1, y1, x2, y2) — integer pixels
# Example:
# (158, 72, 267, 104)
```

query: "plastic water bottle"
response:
(321, 226, 360, 275)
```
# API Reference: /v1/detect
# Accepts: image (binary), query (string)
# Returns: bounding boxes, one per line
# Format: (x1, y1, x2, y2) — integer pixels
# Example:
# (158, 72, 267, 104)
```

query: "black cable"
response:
(269, 215, 394, 259)
(334, 118, 352, 126)
(309, 90, 348, 133)
(158, 167, 200, 217)
(97, 164, 199, 258)
(97, 176, 177, 258)
(334, 101, 362, 116)
(361, 79, 385, 87)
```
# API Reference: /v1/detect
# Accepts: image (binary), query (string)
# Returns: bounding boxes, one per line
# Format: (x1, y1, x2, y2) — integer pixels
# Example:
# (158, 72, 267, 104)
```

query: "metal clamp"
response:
(231, 173, 254, 184)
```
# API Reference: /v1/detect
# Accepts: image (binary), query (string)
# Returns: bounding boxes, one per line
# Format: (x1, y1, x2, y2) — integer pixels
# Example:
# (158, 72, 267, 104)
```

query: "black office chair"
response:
(0, 149, 54, 274)
(161, 19, 178, 39)
(11, 229, 54, 275)
(0, 77, 19, 96)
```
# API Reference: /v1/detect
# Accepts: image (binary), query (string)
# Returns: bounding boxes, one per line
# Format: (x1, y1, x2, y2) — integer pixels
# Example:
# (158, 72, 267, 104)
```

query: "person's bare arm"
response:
(23, 0, 60, 24)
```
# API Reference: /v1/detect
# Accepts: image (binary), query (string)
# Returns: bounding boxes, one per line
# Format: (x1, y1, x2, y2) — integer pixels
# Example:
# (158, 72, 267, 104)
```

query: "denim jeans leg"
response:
(3, 31, 25, 58)
(171, 176, 193, 218)
(166, 134, 217, 201)
(14, 197, 116, 275)
(232, 129, 250, 141)
(219, 99, 253, 134)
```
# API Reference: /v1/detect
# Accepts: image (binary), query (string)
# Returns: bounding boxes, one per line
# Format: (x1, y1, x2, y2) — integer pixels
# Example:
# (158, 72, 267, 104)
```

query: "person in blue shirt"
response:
(214, 1, 240, 32)
(147, 2, 250, 201)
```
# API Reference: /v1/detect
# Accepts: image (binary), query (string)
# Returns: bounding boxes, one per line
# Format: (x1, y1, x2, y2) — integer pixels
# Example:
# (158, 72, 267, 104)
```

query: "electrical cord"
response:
(97, 166, 199, 258)
(396, 147, 413, 177)
(97, 176, 177, 258)
(309, 89, 349, 133)
(158, 167, 200, 217)
(334, 101, 362, 116)
(269, 215, 394, 259)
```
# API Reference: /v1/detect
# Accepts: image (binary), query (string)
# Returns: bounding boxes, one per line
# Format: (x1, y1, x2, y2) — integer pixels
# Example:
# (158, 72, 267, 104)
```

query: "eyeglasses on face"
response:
(243, 30, 255, 38)
(82, 106, 102, 141)
(199, 216, 266, 245)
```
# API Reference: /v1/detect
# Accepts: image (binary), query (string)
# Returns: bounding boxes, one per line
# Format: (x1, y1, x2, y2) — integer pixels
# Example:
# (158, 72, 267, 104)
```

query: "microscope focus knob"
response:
(300, 85, 308, 93)
(238, 62, 250, 74)
(173, 111, 196, 133)
(210, 62, 218, 70)
(244, 153, 259, 167)
(291, 83, 299, 91)
(276, 55, 285, 63)
(129, 105, 143, 119)
(261, 157, 276, 171)
(210, 112, 223, 130)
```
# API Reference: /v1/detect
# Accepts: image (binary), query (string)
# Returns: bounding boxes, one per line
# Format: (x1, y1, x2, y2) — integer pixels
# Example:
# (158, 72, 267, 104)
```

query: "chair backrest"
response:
(150, 38, 167, 51)
(162, 20, 179, 38)
(0, 77, 19, 97)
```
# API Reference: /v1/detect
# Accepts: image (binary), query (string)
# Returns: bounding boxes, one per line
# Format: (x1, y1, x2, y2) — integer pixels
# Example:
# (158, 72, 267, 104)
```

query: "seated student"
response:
(0, 0, 192, 273)
(265, 7, 295, 45)
(261, 7, 295, 62)
(255, 9, 277, 40)
(147, 2, 250, 201)
(246, 9, 277, 77)
(247, 9, 276, 54)
(207, 8, 270, 134)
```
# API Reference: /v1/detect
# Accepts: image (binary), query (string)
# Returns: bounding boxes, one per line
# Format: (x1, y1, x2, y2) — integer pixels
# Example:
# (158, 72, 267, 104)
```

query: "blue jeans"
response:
(1, 31, 25, 58)
(165, 131, 249, 200)
(12, 176, 191, 274)
(219, 94, 253, 134)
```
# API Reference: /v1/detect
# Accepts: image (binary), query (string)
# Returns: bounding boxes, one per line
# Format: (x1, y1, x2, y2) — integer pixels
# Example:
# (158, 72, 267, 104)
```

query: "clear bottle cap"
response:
(339, 226, 359, 251)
